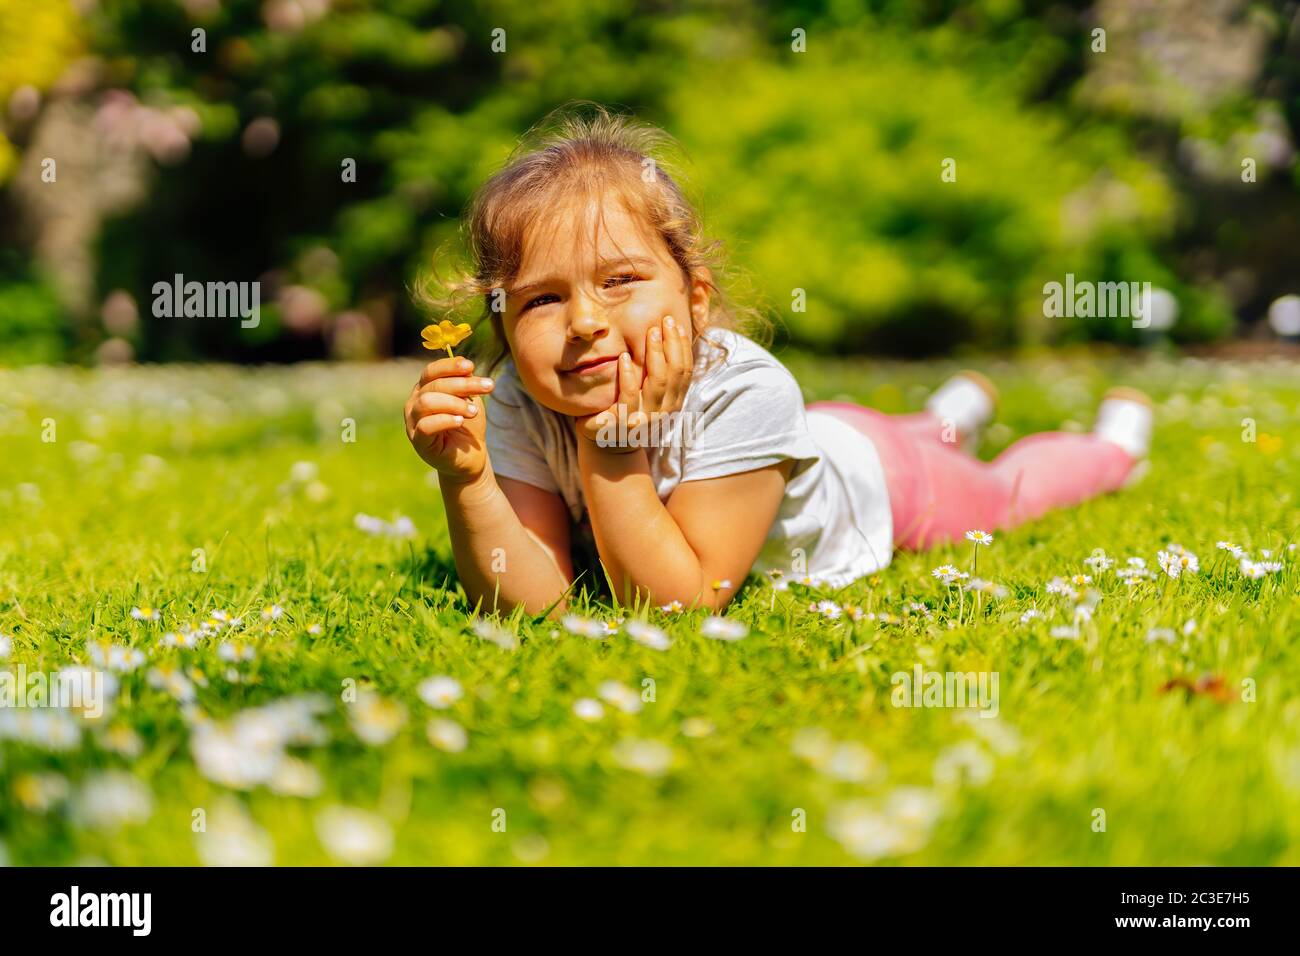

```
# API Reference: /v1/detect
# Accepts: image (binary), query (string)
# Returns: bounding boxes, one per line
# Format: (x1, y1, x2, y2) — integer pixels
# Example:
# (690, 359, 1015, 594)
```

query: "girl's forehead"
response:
(519, 194, 665, 269)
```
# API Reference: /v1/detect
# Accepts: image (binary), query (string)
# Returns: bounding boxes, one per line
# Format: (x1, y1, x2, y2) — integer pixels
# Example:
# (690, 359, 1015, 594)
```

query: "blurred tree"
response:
(0, 0, 1292, 364)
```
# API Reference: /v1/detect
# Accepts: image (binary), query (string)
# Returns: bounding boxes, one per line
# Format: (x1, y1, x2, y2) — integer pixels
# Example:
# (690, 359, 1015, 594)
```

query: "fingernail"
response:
(465, 403, 478, 416)
(650, 328, 661, 340)
(453, 415, 464, 425)
(665, 316, 675, 329)
(480, 377, 493, 387)
(458, 359, 471, 370)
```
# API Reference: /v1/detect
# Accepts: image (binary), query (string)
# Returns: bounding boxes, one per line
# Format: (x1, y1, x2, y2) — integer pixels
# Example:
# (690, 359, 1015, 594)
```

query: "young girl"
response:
(404, 108, 1154, 616)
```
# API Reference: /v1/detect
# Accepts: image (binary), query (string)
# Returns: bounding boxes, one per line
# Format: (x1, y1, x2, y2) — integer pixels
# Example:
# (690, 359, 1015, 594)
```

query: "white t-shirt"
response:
(483, 327, 894, 589)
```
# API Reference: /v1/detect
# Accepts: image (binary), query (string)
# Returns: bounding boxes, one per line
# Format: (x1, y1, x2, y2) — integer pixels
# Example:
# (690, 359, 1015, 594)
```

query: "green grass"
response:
(0, 350, 1297, 865)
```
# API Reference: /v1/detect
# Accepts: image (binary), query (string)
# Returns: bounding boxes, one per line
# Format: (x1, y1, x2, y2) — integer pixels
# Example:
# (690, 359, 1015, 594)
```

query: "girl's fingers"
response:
(661, 315, 684, 371)
(418, 391, 480, 418)
(419, 376, 494, 397)
(672, 315, 694, 405)
(617, 351, 646, 428)
(642, 325, 665, 408)
(415, 412, 465, 436)
(419, 356, 474, 386)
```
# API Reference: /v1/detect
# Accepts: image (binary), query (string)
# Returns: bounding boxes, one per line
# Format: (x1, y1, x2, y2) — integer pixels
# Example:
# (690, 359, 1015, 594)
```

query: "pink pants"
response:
(806, 402, 1137, 550)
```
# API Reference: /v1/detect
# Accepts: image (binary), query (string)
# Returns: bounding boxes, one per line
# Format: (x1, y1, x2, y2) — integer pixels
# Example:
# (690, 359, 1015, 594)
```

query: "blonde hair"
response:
(415, 101, 770, 376)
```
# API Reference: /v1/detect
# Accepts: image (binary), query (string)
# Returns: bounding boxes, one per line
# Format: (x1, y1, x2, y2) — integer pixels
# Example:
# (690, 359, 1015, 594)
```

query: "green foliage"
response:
(672, 29, 1233, 352)
(0, 257, 65, 365)
(0, 1, 1288, 364)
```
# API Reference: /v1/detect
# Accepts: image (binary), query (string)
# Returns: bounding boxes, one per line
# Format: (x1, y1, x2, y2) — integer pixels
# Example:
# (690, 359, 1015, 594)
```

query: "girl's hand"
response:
(404, 356, 496, 482)
(575, 314, 694, 452)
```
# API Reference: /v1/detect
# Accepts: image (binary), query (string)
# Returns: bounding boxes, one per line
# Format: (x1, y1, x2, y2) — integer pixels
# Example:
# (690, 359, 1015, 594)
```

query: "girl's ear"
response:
(688, 267, 713, 328)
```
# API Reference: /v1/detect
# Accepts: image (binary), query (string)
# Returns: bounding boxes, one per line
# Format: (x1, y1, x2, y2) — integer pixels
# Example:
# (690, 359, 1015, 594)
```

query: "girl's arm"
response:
(440, 464, 575, 617)
(577, 438, 793, 609)
(407, 354, 573, 617)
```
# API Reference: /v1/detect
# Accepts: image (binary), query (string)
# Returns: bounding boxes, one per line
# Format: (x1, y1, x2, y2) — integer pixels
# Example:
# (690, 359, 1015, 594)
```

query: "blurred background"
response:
(1, 0, 1298, 367)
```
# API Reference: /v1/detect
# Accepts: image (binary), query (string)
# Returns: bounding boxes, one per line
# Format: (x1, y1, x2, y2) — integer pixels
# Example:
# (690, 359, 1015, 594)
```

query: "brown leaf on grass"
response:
(1158, 673, 1232, 704)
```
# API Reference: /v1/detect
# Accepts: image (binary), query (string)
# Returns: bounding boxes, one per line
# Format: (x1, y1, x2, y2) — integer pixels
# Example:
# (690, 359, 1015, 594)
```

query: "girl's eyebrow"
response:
(509, 256, 658, 298)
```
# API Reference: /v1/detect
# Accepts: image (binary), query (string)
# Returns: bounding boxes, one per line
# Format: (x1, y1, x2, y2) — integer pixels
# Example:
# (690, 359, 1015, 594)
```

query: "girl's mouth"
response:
(564, 355, 619, 376)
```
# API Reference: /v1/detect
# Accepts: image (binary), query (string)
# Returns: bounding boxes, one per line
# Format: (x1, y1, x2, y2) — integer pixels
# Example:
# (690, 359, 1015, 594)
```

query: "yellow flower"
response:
(421, 320, 472, 356)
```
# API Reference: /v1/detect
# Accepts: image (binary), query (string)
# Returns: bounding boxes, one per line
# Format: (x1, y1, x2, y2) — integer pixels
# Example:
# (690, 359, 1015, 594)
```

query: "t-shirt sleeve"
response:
(484, 366, 562, 493)
(680, 355, 822, 482)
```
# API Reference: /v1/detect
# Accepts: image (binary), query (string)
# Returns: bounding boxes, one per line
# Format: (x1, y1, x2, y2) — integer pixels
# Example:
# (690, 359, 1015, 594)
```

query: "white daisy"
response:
(597, 680, 643, 715)
(69, 771, 154, 830)
(828, 800, 928, 861)
(427, 719, 468, 753)
(680, 717, 715, 738)
(965, 530, 993, 546)
(1240, 559, 1267, 580)
(147, 665, 197, 703)
(97, 725, 144, 759)
(611, 739, 674, 776)
(14, 772, 70, 813)
(160, 627, 201, 649)
(812, 600, 842, 620)
(315, 806, 393, 865)
(86, 641, 146, 673)
(471, 618, 519, 650)
(418, 676, 463, 709)
(933, 741, 994, 787)
(931, 565, 968, 585)
(269, 757, 323, 798)
(348, 690, 407, 746)
(196, 801, 274, 867)
(1157, 548, 1199, 578)
(217, 641, 255, 662)
(624, 620, 672, 651)
(130, 606, 161, 622)
(572, 698, 606, 721)
(562, 614, 610, 639)
(1084, 552, 1115, 572)
(820, 742, 883, 784)
(700, 616, 748, 641)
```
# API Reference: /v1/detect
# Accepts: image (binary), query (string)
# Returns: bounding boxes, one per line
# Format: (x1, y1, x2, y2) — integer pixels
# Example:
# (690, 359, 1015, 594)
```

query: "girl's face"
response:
(502, 197, 710, 417)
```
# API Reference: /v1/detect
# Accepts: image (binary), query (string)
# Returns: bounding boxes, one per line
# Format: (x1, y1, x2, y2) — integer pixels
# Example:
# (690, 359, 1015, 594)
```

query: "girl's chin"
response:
(541, 386, 616, 418)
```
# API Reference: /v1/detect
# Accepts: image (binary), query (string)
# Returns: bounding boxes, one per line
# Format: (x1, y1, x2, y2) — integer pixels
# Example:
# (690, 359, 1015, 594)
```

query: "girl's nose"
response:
(567, 291, 610, 340)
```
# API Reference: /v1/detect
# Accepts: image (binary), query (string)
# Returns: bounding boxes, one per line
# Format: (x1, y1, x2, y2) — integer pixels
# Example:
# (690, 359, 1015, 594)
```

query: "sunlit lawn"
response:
(0, 349, 1297, 865)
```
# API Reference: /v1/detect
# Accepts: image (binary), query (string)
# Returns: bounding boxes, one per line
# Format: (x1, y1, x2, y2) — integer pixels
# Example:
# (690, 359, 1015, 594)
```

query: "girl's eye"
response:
(603, 273, 641, 288)
(521, 293, 560, 312)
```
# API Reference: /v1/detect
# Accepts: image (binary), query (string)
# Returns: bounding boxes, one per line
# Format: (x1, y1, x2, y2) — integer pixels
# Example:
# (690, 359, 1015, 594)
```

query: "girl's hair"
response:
(415, 101, 771, 377)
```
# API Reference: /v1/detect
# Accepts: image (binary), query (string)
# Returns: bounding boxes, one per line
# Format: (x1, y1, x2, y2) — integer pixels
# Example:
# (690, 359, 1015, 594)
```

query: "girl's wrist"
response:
(438, 464, 498, 504)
